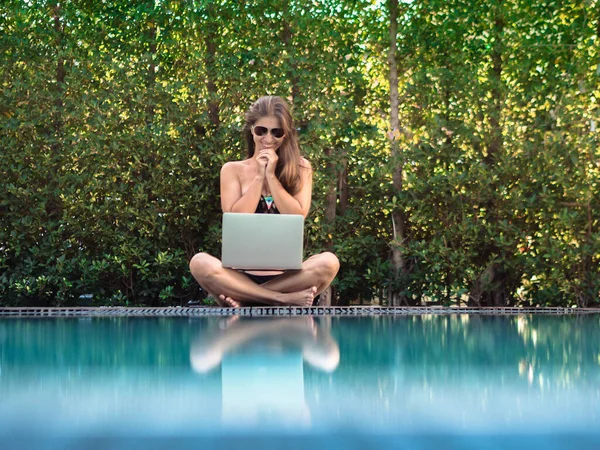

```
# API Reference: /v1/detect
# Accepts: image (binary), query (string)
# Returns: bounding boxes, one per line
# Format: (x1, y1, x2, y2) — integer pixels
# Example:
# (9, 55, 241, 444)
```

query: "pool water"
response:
(1, 313, 599, 449)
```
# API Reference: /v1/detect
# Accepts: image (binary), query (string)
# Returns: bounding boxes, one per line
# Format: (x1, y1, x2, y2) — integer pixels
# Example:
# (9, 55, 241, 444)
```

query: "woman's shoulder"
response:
(221, 159, 251, 173)
(299, 157, 312, 171)
(299, 156, 311, 167)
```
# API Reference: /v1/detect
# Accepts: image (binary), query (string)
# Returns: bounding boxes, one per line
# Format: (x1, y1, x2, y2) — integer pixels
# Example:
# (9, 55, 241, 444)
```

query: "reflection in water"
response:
(0, 313, 599, 448)
(190, 317, 340, 428)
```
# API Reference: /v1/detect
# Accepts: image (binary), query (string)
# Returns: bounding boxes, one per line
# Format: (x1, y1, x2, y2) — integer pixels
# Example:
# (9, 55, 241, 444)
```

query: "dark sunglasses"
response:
(252, 125, 285, 139)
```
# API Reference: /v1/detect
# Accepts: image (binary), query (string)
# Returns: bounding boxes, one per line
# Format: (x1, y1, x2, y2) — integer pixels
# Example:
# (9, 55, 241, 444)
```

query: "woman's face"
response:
(252, 115, 285, 153)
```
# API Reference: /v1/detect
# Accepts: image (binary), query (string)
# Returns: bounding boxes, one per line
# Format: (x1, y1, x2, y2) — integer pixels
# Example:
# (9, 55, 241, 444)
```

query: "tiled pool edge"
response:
(0, 306, 598, 317)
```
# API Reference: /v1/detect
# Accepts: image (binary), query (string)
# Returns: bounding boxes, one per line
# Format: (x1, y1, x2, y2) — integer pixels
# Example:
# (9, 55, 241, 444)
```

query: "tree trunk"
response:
(338, 155, 349, 215)
(387, 0, 409, 306)
(469, 0, 509, 306)
(46, 2, 65, 221)
(53, 4, 65, 121)
(205, 4, 220, 130)
(281, 13, 300, 103)
(320, 147, 338, 306)
(485, 1, 505, 166)
(320, 147, 348, 306)
(140, 14, 158, 195)
(324, 151, 337, 230)
(581, 0, 600, 306)
(145, 22, 157, 124)
(597, 0, 600, 46)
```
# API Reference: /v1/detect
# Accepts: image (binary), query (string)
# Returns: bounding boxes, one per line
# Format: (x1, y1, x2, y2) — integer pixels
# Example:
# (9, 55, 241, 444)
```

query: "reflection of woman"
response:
(190, 316, 340, 374)
(190, 317, 339, 429)
(189, 96, 339, 307)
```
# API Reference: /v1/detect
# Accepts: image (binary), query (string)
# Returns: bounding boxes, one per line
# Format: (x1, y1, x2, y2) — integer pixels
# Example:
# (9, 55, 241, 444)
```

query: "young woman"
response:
(189, 96, 340, 307)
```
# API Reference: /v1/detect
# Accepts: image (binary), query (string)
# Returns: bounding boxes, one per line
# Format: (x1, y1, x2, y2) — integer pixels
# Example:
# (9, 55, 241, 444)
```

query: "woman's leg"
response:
(260, 252, 340, 295)
(218, 252, 340, 305)
(190, 316, 318, 373)
(189, 252, 316, 307)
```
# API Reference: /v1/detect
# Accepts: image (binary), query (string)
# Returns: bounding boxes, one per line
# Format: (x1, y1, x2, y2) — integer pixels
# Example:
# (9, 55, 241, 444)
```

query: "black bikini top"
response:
(255, 195, 279, 214)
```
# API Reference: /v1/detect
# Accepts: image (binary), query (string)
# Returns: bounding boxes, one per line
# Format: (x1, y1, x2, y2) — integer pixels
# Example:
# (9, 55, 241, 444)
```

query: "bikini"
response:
(255, 194, 279, 214)
(243, 195, 280, 285)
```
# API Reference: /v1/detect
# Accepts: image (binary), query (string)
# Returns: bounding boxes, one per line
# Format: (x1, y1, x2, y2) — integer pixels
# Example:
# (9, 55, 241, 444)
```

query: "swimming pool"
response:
(1, 308, 599, 449)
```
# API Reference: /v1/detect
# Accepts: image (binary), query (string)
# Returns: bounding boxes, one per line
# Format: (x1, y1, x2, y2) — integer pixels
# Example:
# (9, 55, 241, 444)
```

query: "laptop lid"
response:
(221, 213, 304, 270)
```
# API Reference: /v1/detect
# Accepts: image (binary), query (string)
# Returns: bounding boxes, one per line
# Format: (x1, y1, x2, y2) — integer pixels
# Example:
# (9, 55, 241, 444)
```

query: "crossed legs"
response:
(189, 252, 340, 307)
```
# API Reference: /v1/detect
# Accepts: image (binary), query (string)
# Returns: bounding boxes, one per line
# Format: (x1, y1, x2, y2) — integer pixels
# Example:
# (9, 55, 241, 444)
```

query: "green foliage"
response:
(0, 0, 389, 306)
(0, 0, 598, 306)
(389, 0, 600, 306)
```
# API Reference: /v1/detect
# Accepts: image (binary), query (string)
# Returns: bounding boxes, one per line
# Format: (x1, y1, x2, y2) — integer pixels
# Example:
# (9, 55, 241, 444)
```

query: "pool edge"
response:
(0, 305, 598, 317)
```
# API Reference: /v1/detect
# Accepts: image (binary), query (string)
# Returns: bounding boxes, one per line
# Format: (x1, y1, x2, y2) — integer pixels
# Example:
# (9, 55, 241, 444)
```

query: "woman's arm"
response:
(220, 162, 264, 213)
(266, 158, 313, 218)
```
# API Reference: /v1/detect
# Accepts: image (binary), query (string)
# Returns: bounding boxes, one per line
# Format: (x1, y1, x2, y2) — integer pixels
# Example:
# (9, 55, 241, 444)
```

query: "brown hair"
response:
(244, 96, 304, 195)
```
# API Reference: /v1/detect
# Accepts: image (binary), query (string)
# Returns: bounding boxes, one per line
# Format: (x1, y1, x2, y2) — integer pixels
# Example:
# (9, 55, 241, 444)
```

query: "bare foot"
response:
(209, 294, 228, 307)
(219, 295, 242, 308)
(219, 287, 317, 308)
(280, 286, 317, 307)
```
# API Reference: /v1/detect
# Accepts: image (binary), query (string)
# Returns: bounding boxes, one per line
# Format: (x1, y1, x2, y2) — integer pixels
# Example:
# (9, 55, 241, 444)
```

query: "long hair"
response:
(244, 96, 303, 195)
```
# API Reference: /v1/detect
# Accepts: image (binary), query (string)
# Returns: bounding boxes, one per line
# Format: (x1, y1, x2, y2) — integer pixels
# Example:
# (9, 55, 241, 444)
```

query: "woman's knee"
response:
(319, 252, 340, 277)
(189, 252, 221, 279)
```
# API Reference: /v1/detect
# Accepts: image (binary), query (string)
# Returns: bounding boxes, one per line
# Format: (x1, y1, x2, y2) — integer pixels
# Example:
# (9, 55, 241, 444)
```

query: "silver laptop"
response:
(221, 213, 304, 270)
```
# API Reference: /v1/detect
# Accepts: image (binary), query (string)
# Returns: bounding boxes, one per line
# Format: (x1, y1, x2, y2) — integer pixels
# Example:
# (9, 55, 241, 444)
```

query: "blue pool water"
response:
(1, 313, 599, 449)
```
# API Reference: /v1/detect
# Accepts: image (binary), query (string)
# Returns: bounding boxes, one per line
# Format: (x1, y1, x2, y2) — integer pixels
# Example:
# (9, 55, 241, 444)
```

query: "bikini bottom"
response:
(241, 272, 279, 285)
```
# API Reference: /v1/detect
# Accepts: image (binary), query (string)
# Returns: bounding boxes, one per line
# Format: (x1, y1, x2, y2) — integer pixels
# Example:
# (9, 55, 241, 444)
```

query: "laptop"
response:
(221, 213, 304, 270)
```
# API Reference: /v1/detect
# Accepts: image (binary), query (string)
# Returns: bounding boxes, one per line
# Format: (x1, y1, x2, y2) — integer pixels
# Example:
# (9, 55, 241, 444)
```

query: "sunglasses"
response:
(252, 125, 285, 139)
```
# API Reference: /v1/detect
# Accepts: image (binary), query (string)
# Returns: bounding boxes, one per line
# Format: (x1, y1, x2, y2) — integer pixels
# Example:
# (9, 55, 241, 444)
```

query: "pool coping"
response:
(0, 306, 598, 317)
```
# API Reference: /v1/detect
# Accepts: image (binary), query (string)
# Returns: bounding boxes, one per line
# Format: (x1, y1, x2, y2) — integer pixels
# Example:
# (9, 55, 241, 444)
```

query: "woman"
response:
(189, 96, 340, 307)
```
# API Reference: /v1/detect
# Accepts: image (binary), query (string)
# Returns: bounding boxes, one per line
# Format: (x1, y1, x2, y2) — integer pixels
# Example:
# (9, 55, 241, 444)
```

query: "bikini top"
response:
(255, 195, 279, 214)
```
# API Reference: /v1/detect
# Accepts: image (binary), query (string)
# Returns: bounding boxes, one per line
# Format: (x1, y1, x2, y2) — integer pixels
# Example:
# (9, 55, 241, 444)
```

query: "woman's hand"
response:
(257, 148, 278, 176)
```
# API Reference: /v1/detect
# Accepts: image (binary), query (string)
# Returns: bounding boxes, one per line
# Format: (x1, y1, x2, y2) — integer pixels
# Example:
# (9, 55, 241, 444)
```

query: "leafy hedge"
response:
(1, 1, 598, 307)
